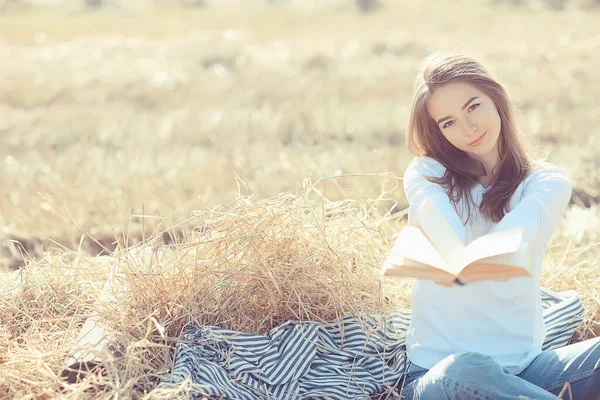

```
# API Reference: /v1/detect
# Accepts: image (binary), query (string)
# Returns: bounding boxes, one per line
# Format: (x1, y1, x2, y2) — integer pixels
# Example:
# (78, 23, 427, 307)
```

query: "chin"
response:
(464, 143, 494, 159)
(469, 146, 492, 155)
(472, 137, 499, 153)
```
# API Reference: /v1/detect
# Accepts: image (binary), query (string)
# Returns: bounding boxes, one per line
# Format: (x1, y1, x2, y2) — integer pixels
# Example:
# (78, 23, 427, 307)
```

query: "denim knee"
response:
(448, 352, 495, 366)
(432, 352, 498, 380)
(409, 353, 501, 400)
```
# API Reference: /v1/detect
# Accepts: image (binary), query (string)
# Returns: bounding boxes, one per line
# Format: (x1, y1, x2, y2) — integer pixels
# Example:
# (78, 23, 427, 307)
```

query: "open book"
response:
(380, 198, 532, 283)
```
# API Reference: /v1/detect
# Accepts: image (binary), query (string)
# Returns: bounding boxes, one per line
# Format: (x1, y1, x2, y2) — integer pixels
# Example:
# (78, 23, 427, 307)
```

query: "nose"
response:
(463, 117, 478, 136)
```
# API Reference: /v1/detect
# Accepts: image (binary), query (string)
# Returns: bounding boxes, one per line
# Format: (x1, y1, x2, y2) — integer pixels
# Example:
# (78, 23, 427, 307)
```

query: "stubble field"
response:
(0, 1, 599, 398)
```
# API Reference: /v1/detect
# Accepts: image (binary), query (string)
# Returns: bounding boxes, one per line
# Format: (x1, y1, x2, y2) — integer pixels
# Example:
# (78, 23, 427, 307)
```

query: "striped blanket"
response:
(160, 287, 584, 399)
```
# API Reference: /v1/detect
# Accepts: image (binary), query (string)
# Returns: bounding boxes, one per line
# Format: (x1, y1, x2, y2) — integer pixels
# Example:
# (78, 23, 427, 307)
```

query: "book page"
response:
(384, 226, 447, 271)
(459, 265, 530, 282)
(461, 228, 523, 267)
(381, 255, 430, 276)
(417, 198, 465, 274)
(383, 261, 457, 282)
(458, 244, 533, 282)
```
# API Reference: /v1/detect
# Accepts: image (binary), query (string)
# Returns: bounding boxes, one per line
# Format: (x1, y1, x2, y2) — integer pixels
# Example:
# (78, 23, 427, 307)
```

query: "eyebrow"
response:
(436, 96, 480, 125)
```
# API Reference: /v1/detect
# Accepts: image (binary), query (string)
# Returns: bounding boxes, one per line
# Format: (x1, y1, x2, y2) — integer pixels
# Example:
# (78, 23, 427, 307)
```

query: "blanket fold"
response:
(159, 287, 584, 399)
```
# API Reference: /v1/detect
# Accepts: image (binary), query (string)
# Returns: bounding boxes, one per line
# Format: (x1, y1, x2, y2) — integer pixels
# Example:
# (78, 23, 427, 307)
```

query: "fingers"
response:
(434, 278, 465, 288)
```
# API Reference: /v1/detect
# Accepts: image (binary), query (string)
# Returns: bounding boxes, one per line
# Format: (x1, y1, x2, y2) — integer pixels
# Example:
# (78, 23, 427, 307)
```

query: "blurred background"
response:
(1, 0, 599, 271)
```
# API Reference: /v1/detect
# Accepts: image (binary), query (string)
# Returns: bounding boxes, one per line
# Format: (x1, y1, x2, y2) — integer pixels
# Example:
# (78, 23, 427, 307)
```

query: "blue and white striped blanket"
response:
(160, 287, 584, 399)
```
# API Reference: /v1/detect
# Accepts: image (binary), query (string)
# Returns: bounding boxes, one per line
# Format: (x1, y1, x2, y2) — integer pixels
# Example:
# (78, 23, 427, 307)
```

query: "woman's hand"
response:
(434, 278, 465, 288)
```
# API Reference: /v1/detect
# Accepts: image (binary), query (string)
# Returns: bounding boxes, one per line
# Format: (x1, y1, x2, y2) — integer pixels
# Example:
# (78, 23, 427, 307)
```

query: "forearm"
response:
(404, 157, 467, 245)
(492, 166, 572, 247)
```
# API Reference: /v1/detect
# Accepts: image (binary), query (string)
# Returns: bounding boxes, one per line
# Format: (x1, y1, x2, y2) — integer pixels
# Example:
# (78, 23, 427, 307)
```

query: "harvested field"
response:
(0, 0, 599, 398)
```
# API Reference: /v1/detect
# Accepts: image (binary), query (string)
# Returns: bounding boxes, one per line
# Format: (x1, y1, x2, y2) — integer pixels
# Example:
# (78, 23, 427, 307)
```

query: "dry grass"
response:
(0, 182, 408, 398)
(0, 0, 599, 398)
(1, 183, 598, 398)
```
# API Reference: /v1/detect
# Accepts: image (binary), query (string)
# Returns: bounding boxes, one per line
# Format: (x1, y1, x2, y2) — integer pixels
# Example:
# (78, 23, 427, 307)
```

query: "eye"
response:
(442, 120, 454, 129)
(468, 103, 480, 112)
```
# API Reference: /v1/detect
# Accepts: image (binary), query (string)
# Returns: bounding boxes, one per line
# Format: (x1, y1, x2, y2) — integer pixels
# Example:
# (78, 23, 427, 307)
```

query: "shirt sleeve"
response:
(492, 163, 572, 247)
(403, 156, 467, 246)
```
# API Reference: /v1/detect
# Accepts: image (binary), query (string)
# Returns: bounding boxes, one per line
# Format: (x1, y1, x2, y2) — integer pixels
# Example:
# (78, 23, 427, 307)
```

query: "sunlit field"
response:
(0, 0, 599, 398)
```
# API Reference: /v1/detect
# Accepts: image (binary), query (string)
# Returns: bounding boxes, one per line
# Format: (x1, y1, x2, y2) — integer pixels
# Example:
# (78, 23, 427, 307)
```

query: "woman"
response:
(400, 52, 600, 399)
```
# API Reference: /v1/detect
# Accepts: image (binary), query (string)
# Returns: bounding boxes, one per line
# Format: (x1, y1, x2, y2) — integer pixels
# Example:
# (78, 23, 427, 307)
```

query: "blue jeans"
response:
(400, 337, 600, 399)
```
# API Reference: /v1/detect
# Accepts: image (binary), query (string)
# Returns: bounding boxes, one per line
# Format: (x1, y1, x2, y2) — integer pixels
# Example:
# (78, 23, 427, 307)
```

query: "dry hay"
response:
(0, 181, 404, 398)
(544, 203, 600, 342)
(0, 181, 598, 398)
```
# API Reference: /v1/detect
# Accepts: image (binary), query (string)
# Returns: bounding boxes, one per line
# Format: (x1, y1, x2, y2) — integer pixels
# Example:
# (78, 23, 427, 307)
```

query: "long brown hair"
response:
(406, 52, 535, 223)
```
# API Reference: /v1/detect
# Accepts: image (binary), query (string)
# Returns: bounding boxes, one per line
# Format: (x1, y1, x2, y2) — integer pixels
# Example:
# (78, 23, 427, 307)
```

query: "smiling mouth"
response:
(469, 132, 487, 146)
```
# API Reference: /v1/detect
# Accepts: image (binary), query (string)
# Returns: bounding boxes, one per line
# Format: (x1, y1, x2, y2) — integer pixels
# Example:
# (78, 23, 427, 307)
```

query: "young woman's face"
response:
(426, 81, 501, 165)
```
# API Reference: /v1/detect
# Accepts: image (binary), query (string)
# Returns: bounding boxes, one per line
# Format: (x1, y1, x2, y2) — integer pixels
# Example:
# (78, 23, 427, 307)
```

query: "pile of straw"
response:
(1, 181, 598, 398)
(0, 183, 406, 398)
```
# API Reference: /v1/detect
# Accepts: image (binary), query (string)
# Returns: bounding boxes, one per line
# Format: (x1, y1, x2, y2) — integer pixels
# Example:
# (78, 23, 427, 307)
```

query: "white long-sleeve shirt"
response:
(403, 156, 572, 374)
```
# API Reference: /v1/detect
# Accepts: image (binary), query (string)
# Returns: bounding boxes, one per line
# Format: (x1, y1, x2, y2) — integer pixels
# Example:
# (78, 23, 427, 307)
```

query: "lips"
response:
(469, 132, 487, 146)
